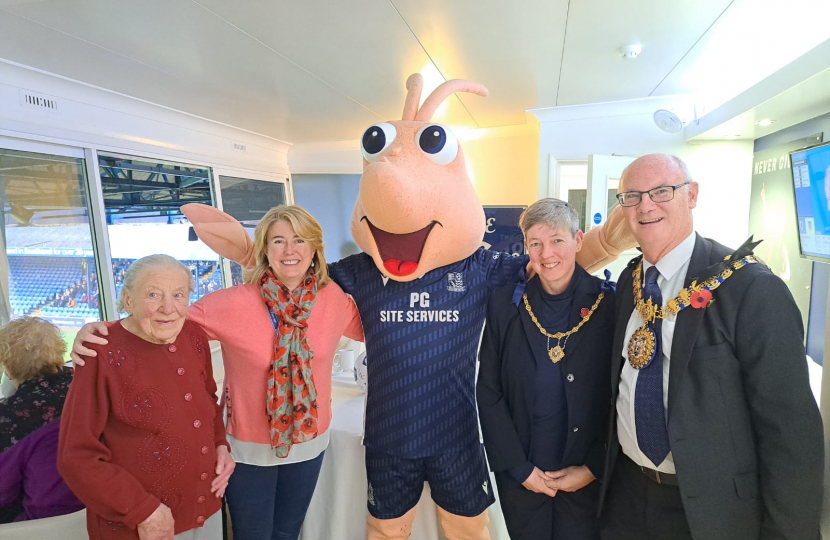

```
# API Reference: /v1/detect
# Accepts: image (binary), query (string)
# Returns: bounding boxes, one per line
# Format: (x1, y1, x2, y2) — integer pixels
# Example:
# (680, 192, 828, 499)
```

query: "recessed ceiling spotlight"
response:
(619, 44, 642, 60)
(755, 119, 776, 126)
(722, 134, 741, 139)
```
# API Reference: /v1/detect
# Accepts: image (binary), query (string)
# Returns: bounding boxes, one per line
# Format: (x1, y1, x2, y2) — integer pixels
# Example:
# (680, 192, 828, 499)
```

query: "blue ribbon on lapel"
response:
(511, 264, 529, 307)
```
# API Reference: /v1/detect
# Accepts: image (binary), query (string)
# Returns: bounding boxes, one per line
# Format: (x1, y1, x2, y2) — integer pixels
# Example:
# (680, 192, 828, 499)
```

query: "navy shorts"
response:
(365, 445, 496, 519)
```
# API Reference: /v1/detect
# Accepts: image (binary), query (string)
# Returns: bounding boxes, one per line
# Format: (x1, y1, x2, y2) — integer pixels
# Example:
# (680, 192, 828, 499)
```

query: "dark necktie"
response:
(634, 265, 671, 467)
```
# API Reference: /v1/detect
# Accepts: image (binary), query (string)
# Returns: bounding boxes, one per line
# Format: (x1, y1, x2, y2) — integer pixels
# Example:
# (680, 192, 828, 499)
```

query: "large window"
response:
(98, 154, 221, 306)
(1, 145, 101, 352)
(1, 145, 289, 341)
(217, 175, 287, 286)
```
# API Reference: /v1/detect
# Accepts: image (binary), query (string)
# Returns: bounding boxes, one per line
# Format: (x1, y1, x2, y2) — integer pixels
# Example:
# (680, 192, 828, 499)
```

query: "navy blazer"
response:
(477, 265, 616, 484)
(599, 234, 824, 540)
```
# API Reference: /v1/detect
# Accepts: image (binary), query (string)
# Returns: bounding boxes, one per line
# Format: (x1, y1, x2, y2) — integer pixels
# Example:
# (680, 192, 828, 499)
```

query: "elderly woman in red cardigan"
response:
(71, 205, 364, 540)
(59, 254, 234, 540)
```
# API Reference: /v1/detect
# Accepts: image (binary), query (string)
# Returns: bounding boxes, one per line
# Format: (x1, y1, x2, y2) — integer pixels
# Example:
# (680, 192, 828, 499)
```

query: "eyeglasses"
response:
(616, 183, 690, 207)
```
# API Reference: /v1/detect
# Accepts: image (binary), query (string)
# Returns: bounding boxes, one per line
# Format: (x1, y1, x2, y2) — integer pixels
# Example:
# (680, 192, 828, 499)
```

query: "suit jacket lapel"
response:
(612, 267, 635, 397)
(556, 278, 599, 365)
(667, 234, 712, 420)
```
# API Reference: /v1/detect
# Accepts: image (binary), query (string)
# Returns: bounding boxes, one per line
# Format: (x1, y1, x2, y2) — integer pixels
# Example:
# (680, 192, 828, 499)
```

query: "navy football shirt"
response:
(329, 248, 528, 458)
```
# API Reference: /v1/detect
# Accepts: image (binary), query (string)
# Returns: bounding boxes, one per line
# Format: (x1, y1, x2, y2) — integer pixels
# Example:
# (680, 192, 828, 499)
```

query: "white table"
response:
(299, 372, 510, 540)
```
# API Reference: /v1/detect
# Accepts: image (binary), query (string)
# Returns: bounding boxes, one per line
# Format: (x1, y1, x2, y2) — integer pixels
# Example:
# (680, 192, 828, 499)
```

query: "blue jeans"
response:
(225, 451, 325, 540)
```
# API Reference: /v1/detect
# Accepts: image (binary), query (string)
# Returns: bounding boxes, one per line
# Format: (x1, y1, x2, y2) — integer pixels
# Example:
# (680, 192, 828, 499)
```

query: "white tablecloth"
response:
(299, 372, 510, 540)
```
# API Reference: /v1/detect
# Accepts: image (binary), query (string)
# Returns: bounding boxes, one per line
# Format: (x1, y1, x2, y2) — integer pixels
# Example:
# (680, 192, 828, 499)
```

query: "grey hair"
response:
(671, 156, 693, 185)
(520, 198, 580, 239)
(117, 254, 194, 313)
(620, 154, 693, 191)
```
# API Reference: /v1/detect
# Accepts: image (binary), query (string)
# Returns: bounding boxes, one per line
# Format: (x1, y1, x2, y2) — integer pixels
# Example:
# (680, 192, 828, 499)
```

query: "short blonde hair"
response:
(243, 205, 330, 288)
(0, 317, 66, 383)
(117, 254, 193, 313)
(520, 198, 580, 239)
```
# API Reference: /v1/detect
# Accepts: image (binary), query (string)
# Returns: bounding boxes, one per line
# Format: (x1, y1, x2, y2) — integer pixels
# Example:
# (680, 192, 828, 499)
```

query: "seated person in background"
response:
(477, 199, 615, 540)
(59, 254, 234, 540)
(0, 316, 83, 523)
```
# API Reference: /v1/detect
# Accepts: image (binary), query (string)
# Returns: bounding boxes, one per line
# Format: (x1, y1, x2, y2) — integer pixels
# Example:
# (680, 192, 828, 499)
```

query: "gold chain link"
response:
(523, 292, 604, 340)
(633, 255, 759, 322)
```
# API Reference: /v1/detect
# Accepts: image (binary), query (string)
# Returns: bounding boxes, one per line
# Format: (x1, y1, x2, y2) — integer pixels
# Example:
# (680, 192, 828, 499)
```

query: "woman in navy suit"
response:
(477, 198, 615, 540)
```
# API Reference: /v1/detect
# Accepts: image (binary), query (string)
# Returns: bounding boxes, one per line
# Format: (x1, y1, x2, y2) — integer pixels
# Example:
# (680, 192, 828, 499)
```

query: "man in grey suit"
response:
(594, 154, 823, 539)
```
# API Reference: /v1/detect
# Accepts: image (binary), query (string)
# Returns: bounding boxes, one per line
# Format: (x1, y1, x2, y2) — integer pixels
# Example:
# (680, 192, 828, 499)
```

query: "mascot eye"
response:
(416, 124, 458, 165)
(361, 123, 397, 162)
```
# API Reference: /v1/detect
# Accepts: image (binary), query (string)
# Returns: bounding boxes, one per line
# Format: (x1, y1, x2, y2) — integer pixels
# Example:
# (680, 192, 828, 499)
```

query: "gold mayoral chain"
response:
(523, 292, 604, 363)
(627, 254, 760, 369)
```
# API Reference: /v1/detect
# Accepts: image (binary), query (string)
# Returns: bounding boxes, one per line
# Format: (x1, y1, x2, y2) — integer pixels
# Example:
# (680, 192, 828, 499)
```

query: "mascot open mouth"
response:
(362, 217, 441, 277)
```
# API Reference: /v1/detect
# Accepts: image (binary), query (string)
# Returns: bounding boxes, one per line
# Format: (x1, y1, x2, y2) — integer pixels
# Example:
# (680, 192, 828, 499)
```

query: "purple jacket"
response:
(0, 418, 84, 522)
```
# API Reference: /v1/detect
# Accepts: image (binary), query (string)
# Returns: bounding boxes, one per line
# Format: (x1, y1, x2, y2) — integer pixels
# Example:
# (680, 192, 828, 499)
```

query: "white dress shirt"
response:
(617, 231, 696, 472)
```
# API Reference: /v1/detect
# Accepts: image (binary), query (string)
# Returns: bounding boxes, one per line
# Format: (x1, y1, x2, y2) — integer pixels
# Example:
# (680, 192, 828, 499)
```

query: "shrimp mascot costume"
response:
(183, 73, 634, 540)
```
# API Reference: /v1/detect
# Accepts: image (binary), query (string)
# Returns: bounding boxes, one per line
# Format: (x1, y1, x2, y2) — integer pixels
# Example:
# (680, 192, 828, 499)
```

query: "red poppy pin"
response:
(690, 289, 712, 309)
(580, 308, 590, 318)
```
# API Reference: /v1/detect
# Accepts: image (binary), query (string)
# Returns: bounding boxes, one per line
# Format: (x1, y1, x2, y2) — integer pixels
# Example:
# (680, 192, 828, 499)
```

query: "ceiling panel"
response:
(0, 6, 182, 84)
(555, 0, 731, 106)
(192, 0, 476, 130)
(392, 0, 568, 127)
(689, 64, 830, 141)
(652, 0, 830, 115)
(0, 0, 384, 141)
(1, 0, 826, 144)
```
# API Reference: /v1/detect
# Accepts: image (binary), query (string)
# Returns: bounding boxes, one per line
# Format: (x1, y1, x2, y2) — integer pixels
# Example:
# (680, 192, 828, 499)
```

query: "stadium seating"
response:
(9, 257, 222, 322)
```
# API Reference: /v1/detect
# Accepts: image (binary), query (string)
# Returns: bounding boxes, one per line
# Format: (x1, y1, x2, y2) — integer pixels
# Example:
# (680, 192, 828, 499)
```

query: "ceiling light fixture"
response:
(618, 44, 642, 60)
(722, 134, 742, 139)
(755, 119, 776, 126)
(419, 62, 449, 119)
(653, 110, 684, 133)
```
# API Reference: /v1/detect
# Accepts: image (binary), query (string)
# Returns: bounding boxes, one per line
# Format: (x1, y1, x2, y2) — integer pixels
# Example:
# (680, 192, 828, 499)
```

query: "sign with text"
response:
(6, 247, 94, 257)
(482, 206, 526, 256)
(749, 133, 822, 345)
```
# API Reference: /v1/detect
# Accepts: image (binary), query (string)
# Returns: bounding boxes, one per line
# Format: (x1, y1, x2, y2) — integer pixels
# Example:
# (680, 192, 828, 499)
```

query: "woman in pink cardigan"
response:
(72, 205, 363, 540)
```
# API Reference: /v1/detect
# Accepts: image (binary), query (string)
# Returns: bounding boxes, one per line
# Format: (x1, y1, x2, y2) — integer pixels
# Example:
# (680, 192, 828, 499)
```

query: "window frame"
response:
(212, 167, 292, 288)
(0, 133, 293, 323)
(0, 136, 102, 325)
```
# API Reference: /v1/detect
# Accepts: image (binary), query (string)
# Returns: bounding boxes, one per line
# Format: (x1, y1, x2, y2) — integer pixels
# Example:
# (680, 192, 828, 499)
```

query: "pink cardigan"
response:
(188, 281, 363, 443)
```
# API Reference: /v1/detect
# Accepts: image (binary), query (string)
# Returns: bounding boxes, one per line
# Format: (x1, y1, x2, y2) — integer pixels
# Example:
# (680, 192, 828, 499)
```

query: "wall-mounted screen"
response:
(791, 141, 830, 262)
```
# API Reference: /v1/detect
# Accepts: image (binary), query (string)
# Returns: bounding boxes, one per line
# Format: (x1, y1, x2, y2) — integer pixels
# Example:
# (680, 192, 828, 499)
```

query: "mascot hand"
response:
(576, 205, 637, 274)
(181, 204, 257, 269)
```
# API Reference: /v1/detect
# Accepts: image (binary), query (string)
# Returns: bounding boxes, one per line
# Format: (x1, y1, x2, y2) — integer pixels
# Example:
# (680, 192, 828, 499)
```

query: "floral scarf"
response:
(260, 267, 319, 458)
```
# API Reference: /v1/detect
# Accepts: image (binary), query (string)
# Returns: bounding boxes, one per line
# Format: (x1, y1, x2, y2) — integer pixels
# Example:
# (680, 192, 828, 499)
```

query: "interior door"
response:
(587, 154, 637, 278)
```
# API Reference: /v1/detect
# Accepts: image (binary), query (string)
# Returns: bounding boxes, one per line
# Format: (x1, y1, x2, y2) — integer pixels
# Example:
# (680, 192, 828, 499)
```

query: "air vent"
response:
(19, 89, 60, 114)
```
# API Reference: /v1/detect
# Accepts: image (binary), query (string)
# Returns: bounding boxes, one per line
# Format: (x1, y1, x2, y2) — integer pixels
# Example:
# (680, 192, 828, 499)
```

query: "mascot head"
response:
(351, 74, 488, 282)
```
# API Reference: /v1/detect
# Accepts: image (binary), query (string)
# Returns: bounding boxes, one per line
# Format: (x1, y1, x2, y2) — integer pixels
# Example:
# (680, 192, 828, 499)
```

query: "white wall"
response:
(289, 139, 363, 174)
(532, 96, 754, 251)
(0, 60, 291, 176)
(292, 173, 361, 263)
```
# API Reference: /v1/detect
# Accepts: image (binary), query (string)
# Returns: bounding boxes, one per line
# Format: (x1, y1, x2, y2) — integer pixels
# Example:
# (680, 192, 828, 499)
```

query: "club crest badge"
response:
(447, 272, 466, 292)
